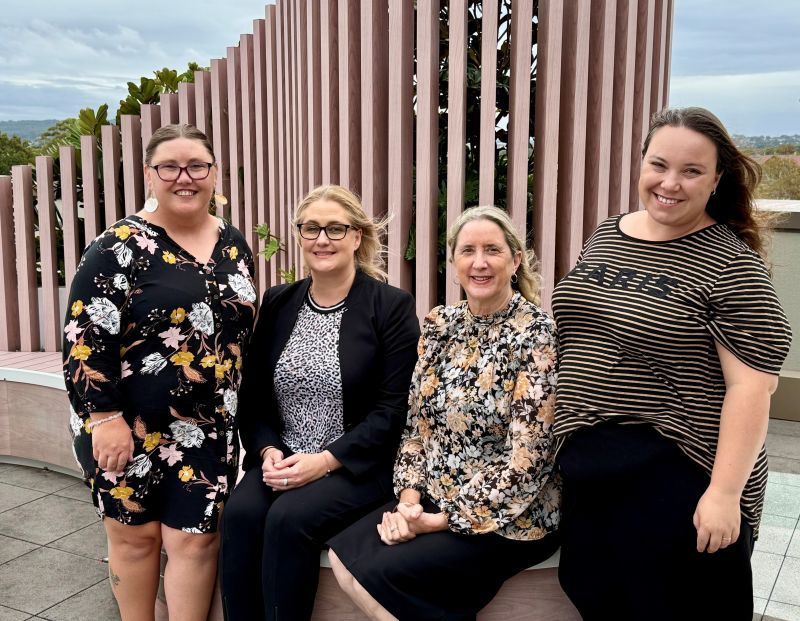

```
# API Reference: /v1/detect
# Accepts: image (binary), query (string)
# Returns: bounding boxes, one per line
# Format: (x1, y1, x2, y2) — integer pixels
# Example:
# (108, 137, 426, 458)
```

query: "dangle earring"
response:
(214, 193, 228, 206)
(144, 192, 159, 213)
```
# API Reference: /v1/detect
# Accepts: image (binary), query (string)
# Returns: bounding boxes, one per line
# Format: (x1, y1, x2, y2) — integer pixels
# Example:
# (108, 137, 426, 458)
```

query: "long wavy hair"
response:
(447, 206, 542, 305)
(643, 107, 769, 258)
(293, 185, 388, 282)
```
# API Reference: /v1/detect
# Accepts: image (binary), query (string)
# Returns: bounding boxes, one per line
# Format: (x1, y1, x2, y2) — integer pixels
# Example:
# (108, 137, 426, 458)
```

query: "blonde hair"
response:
(447, 206, 541, 305)
(293, 185, 388, 282)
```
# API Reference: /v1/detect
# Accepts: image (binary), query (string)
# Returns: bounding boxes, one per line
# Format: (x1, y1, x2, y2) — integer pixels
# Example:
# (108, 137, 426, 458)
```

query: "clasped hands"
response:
(377, 501, 448, 545)
(261, 447, 338, 491)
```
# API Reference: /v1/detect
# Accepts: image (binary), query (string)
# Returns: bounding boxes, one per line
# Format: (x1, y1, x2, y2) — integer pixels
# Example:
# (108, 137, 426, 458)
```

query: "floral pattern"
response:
(63, 215, 256, 529)
(394, 293, 561, 541)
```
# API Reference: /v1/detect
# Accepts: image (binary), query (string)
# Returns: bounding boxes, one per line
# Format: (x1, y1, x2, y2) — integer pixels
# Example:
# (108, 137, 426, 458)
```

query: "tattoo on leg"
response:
(109, 565, 121, 588)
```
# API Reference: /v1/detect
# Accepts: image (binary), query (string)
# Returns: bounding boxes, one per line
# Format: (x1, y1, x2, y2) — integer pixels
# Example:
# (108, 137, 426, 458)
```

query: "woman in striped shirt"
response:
(552, 107, 792, 620)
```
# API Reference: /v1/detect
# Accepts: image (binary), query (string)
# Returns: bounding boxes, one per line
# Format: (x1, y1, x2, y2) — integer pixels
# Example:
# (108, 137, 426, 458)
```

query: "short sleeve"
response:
(707, 252, 792, 375)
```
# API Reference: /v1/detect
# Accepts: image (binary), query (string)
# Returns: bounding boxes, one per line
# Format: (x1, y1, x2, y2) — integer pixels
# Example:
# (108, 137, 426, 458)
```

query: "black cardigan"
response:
(237, 271, 421, 476)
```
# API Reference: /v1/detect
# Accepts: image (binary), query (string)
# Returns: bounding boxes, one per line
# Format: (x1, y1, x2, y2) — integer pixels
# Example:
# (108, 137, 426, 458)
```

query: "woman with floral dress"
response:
(327, 206, 561, 621)
(63, 124, 256, 621)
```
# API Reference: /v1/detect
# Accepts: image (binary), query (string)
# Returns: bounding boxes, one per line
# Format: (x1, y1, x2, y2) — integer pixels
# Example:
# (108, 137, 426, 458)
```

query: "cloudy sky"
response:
(1, 1, 798, 136)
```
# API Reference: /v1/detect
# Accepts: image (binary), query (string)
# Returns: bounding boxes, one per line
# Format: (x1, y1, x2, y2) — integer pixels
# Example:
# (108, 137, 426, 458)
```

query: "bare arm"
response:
(693, 343, 778, 553)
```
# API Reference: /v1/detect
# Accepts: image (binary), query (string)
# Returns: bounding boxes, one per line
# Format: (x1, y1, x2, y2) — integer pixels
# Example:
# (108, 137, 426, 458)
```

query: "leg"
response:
(103, 518, 162, 621)
(328, 549, 398, 621)
(219, 467, 274, 621)
(161, 524, 220, 621)
(263, 469, 391, 621)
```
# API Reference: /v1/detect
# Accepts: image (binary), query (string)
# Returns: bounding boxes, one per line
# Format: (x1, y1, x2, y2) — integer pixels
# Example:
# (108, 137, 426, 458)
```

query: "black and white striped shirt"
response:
(552, 215, 792, 533)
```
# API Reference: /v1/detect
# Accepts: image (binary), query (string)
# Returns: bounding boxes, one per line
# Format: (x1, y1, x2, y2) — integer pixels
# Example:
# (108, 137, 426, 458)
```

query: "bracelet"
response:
(322, 451, 334, 476)
(88, 412, 124, 430)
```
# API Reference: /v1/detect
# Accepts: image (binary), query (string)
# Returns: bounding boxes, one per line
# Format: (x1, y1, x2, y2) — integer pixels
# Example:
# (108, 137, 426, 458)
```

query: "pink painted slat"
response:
(12, 166, 39, 351)
(275, 2, 290, 276)
(296, 1, 309, 199)
(160, 93, 179, 125)
(320, 0, 340, 185)
(414, 0, 440, 314)
(140, 104, 162, 159)
(338, 0, 361, 194)
(0, 352, 49, 364)
(101, 124, 122, 228)
(506, 0, 534, 243)
(210, 59, 230, 219)
(583, 0, 616, 238)
(478, 0, 499, 207)
(532, 0, 563, 310)
(445, 0, 468, 305)
(194, 70, 213, 140)
(178, 82, 197, 126)
(0, 176, 20, 350)
(239, 32, 259, 282)
(1, 355, 62, 371)
(253, 18, 270, 293)
(35, 157, 60, 352)
(121, 115, 144, 215)
(359, 0, 388, 219)
(555, 0, 590, 281)
(662, 0, 674, 107)
(227, 46, 244, 230)
(59, 146, 80, 288)
(264, 5, 281, 287)
(307, 0, 323, 190)
(386, 0, 413, 292)
(628, 0, 653, 213)
(286, 1, 298, 273)
(80, 135, 102, 243)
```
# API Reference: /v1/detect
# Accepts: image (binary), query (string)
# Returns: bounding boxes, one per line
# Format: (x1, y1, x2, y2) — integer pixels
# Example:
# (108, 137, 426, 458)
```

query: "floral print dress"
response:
(394, 293, 561, 540)
(63, 215, 256, 532)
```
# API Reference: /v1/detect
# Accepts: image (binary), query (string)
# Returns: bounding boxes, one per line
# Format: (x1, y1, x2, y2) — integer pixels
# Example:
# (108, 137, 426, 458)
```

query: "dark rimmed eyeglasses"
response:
(150, 162, 214, 182)
(297, 223, 355, 240)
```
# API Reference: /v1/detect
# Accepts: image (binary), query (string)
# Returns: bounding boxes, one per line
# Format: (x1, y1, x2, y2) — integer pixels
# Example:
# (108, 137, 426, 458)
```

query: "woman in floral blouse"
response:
(328, 206, 561, 620)
(63, 124, 256, 621)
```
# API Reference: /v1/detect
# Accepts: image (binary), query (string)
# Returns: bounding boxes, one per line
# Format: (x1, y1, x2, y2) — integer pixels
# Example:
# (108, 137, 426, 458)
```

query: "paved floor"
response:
(0, 420, 798, 621)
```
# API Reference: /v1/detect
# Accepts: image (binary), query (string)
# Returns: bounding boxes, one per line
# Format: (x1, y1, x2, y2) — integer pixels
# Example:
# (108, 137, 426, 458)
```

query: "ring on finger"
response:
(283, 477, 288, 487)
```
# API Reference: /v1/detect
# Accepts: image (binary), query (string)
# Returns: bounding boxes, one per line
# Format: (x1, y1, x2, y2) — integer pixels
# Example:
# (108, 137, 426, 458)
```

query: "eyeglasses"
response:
(150, 162, 214, 182)
(297, 223, 355, 240)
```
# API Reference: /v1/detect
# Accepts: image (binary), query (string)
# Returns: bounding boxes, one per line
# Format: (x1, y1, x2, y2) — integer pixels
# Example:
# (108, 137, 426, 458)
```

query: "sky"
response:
(0, 0, 798, 137)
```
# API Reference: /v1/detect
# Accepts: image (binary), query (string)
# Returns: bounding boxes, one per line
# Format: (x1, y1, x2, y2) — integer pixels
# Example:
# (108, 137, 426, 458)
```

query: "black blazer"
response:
(237, 271, 421, 476)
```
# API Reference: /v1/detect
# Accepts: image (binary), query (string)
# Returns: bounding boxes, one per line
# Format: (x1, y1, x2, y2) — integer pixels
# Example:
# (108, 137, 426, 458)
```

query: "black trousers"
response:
(219, 465, 392, 621)
(557, 423, 755, 621)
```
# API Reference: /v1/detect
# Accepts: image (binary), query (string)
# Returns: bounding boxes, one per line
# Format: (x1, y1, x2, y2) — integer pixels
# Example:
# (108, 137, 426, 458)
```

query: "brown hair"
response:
(293, 185, 388, 282)
(144, 124, 215, 166)
(447, 206, 541, 305)
(643, 107, 769, 258)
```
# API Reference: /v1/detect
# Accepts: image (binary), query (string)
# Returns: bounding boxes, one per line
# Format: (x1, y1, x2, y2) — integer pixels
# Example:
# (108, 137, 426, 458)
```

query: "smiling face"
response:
(143, 137, 216, 219)
(453, 219, 521, 316)
(297, 199, 362, 279)
(638, 125, 721, 236)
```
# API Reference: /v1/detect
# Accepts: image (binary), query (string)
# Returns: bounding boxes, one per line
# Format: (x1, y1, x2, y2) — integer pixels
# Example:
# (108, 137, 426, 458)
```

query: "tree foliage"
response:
(757, 157, 800, 200)
(0, 132, 35, 175)
(116, 62, 208, 125)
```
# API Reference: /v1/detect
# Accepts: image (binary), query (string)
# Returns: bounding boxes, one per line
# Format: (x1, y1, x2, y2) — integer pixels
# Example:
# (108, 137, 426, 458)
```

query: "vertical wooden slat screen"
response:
(12, 166, 39, 351)
(386, 0, 413, 293)
(102, 125, 121, 228)
(80, 135, 102, 243)
(445, 0, 468, 305)
(35, 157, 60, 352)
(415, 0, 440, 316)
(0, 176, 20, 350)
(121, 115, 144, 215)
(478, 0, 499, 207)
(1, 0, 674, 352)
(59, 146, 80, 285)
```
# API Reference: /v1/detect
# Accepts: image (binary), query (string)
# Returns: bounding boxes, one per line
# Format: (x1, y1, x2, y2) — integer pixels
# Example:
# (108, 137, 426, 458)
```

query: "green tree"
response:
(757, 157, 800, 200)
(0, 132, 35, 175)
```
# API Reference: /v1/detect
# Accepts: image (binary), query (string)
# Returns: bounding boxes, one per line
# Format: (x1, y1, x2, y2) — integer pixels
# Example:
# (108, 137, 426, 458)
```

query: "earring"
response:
(711, 188, 716, 196)
(214, 193, 228, 206)
(143, 196, 159, 213)
(511, 273, 519, 284)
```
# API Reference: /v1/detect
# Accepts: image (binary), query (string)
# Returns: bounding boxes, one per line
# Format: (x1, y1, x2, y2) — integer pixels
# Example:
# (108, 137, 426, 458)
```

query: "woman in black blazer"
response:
(219, 185, 420, 621)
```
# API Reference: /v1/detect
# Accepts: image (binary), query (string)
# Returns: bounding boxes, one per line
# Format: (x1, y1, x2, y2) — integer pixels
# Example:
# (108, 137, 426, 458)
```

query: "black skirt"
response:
(327, 499, 559, 621)
(557, 422, 755, 621)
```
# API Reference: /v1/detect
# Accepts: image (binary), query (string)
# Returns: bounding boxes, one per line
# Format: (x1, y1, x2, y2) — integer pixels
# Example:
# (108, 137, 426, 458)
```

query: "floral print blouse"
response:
(63, 215, 257, 490)
(394, 293, 561, 541)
